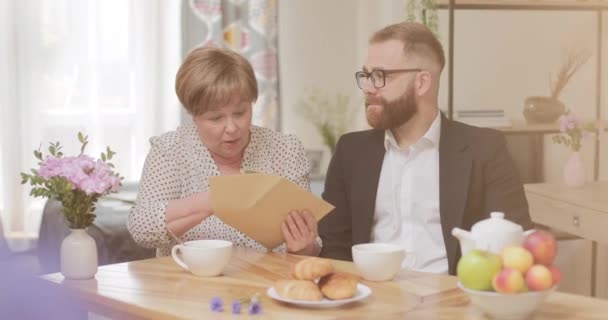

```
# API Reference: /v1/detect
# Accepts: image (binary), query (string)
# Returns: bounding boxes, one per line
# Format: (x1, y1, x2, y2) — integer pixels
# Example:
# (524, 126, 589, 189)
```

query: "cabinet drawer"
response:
(526, 192, 608, 245)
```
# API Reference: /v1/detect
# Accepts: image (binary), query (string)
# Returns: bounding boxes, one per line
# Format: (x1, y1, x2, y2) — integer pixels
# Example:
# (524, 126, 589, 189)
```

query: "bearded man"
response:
(318, 22, 533, 275)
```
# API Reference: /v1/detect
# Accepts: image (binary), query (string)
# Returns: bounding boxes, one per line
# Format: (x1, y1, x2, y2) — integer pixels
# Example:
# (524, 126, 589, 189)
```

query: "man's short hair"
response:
(370, 22, 445, 71)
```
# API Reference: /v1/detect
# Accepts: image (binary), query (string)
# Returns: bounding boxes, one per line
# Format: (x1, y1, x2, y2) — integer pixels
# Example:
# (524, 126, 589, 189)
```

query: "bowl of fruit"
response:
(456, 230, 561, 320)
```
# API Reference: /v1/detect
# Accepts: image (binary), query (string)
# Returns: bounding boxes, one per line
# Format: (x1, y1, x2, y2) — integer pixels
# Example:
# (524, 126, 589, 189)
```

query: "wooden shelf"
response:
(437, 0, 608, 11)
(465, 120, 608, 134)
(497, 121, 563, 134)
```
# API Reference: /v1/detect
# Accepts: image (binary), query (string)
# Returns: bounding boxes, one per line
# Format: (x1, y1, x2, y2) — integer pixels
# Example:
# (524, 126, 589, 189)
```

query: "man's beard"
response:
(365, 83, 417, 130)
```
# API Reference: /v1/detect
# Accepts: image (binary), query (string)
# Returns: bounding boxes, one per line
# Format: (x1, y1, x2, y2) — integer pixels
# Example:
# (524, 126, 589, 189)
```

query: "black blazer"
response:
(318, 114, 533, 275)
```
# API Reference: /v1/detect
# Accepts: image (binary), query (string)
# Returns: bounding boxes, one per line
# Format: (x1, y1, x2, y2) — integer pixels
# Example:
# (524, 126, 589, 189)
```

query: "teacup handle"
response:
(171, 245, 190, 271)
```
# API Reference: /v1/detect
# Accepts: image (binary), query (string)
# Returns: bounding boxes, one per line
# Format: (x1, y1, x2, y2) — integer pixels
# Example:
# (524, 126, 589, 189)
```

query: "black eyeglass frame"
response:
(355, 68, 422, 89)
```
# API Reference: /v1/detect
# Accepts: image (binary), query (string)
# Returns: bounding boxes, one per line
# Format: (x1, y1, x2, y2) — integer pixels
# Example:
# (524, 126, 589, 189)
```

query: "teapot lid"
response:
(471, 211, 523, 234)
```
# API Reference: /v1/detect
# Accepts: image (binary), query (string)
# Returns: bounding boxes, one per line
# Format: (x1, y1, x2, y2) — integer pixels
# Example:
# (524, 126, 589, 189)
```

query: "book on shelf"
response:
(455, 109, 512, 128)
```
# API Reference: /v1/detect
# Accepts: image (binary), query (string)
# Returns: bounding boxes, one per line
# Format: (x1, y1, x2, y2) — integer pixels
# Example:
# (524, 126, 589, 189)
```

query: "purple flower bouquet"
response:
(20, 132, 123, 229)
(552, 111, 597, 152)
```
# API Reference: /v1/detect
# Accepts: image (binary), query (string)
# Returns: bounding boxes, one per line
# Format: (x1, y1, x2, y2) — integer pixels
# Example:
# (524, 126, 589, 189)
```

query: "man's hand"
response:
(281, 209, 319, 255)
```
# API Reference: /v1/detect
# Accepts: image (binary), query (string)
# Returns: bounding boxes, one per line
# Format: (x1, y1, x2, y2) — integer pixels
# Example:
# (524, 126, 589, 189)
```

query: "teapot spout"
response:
(451, 227, 473, 241)
(452, 228, 475, 255)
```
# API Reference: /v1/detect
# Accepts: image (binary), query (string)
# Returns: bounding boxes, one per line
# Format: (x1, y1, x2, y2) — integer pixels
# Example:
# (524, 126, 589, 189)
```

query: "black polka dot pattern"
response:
(127, 121, 313, 257)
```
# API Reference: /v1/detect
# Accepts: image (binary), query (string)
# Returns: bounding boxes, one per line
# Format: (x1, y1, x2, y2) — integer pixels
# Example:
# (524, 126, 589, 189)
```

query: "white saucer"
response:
(266, 283, 371, 308)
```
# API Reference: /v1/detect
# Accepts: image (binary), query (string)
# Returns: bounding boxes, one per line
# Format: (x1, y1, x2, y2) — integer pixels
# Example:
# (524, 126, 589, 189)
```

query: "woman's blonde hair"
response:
(175, 46, 258, 116)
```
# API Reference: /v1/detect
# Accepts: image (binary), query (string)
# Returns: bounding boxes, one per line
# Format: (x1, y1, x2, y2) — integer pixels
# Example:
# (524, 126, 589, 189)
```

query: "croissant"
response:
(318, 272, 359, 300)
(292, 257, 334, 280)
(274, 280, 324, 301)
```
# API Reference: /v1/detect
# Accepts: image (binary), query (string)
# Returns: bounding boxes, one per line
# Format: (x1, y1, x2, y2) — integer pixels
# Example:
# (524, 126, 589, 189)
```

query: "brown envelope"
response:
(209, 173, 334, 249)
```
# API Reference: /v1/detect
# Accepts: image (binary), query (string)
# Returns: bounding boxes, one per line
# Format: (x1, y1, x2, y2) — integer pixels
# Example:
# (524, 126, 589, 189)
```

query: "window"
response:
(0, 0, 181, 234)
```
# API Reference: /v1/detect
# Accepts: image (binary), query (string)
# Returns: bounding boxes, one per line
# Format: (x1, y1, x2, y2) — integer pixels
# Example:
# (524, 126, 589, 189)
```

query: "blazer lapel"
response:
(352, 130, 386, 245)
(439, 116, 472, 273)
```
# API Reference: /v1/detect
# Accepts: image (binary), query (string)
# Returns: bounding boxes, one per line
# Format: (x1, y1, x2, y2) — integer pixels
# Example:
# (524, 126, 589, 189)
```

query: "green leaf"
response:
(78, 132, 84, 143)
(20, 173, 29, 184)
(101, 153, 107, 162)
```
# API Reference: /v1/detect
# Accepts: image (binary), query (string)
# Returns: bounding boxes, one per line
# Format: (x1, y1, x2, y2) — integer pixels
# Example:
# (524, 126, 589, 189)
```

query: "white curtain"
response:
(0, 0, 182, 235)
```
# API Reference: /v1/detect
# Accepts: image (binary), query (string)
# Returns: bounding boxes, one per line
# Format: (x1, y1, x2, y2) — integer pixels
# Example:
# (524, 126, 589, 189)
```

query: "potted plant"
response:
(296, 87, 357, 154)
(21, 133, 122, 279)
(406, 0, 440, 37)
(551, 111, 597, 187)
(523, 47, 591, 124)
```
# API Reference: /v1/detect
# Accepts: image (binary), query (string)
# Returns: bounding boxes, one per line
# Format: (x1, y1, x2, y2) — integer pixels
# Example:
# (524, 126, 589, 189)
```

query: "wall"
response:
(279, 0, 361, 173)
(280, 0, 607, 182)
(279, 0, 607, 297)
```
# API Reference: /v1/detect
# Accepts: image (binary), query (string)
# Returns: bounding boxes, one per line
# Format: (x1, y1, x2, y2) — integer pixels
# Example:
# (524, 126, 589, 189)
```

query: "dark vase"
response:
(523, 96, 566, 124)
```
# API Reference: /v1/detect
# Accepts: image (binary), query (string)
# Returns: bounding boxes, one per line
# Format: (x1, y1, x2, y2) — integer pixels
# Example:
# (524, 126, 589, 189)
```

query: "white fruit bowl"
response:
(458, 282, 556, 320)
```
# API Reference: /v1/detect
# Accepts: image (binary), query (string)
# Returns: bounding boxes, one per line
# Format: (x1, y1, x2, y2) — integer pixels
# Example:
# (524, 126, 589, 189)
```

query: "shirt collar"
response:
(384, 111, 442, 151)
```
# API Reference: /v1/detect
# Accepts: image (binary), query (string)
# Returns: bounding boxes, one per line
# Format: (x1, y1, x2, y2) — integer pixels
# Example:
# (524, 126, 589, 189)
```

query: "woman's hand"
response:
(281, 209, 320, 256)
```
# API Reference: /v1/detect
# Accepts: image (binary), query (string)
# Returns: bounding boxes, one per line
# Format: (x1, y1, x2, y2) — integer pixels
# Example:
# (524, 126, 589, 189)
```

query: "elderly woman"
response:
(128, 47, 319, 257)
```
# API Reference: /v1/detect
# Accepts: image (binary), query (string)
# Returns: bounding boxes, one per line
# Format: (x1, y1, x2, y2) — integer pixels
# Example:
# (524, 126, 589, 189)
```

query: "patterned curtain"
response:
(188, 0, 280, 130)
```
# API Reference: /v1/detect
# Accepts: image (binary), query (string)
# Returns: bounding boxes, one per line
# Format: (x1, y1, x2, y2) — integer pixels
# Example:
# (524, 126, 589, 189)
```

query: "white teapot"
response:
(451, 211, 533, 255)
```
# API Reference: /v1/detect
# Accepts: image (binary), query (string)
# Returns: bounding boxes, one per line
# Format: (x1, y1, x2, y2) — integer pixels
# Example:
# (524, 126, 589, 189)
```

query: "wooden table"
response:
(525, 181, 608, 297)
(42, 247, 608, 319)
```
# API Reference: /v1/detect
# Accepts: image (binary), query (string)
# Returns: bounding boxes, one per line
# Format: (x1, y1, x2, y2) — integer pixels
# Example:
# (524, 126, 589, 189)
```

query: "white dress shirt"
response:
(370, 112, 448, 274)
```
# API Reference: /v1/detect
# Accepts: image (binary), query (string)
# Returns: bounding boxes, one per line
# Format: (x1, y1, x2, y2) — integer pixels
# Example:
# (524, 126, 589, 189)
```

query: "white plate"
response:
(266, 283, 371, 308)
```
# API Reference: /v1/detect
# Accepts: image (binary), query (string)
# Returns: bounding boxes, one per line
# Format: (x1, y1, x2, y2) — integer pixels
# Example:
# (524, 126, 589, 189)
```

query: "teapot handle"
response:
(523, 229, 536, 237)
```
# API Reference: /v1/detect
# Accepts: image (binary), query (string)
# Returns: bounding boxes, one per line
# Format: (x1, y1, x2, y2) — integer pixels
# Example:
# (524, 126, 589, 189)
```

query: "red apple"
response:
(548, 265, 562, 286)
(492, 268, 525, 294)
(526, 264, 553, 291)
(523, 230, 557, 266)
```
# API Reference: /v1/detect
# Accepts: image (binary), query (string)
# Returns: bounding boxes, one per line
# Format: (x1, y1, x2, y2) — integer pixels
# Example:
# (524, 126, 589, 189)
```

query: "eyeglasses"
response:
(355, 68, 422, 89)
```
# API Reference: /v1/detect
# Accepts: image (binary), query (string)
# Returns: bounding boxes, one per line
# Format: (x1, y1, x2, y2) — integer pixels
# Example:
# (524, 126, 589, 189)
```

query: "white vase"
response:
(563, 151, 586, 188)
(60, 228, 98, 279)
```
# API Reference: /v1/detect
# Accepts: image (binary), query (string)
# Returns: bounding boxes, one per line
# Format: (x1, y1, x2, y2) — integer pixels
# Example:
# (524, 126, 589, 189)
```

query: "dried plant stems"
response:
(550, 47, 591, 100)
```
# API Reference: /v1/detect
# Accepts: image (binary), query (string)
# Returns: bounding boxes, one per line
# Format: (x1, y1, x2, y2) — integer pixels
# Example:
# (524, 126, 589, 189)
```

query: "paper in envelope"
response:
(209, 173, 334, 249)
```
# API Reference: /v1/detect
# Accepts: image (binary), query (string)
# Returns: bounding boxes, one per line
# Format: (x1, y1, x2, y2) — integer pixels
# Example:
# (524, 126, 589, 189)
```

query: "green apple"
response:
(457, 249, 502, 291)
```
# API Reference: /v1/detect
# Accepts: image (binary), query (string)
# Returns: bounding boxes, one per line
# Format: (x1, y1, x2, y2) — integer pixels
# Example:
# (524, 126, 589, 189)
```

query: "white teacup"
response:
(352, 243, 413, 281)
(171, 240, 233, 277)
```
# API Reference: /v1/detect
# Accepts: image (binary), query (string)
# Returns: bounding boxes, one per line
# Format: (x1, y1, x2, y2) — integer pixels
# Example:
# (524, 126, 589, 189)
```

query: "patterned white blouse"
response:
(127, 121, 311, 257)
